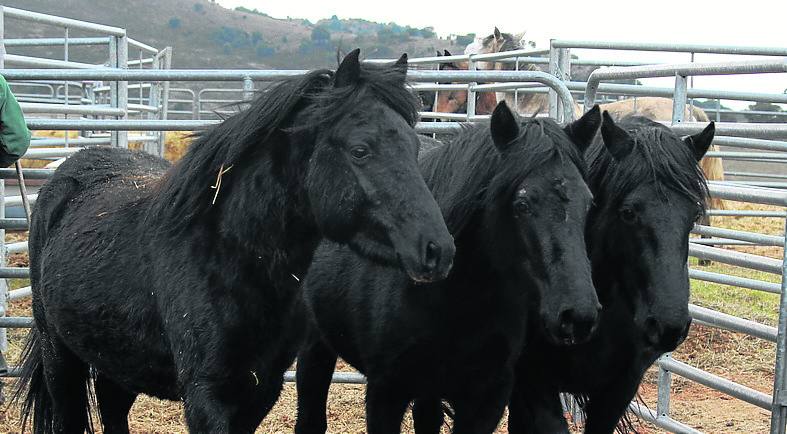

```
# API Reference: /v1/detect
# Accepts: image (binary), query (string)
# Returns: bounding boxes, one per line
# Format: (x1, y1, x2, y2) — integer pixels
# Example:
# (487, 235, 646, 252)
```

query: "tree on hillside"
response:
(419, 27, 435, 38)
(168, 18, 181, 29)
(746, 101, 784, 123)
(311, 26, 331, 44)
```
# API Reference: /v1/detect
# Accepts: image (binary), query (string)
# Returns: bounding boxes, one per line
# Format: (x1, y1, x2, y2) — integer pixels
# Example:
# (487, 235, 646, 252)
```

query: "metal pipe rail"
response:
(20, 102, 125, 116)
(4, 55, 106, 69)
(585, 60, 787, 110)
(551, 39, 787, 56)
(658, 356, 773, 410)
(714, 137, 787, 152)
(629, 402, 702, 434)
(2, 6, 126, 36)
(689, 244, 783, 275)
(689, 269, 782, 294)
(706, 182, 787, 207)
(691, 225, 784, 246)
(4, 37, 111, 47)
(690, 304, 778, 342)
(708, 210, 787, 218)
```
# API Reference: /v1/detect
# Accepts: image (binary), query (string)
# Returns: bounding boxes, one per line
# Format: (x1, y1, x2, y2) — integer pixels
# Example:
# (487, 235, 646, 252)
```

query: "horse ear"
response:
(683, 122, 715, 161)
(564, 105, 601, 153)
(335, 48, 361, 88)
(490, 101, 519, 153)
(600, 111, 634, 160)
(494, 27, 502, 42)
(444, 50, 452, 56)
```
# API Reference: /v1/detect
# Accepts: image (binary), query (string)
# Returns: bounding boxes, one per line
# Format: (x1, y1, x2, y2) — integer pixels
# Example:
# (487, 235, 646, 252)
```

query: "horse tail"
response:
(11, 328, 52, 434)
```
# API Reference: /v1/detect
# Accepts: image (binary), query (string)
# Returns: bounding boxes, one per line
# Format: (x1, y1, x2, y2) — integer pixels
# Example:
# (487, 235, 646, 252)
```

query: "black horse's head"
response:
(156, 49, 455, 283)
(481, 102, 602, 345)
(303, 50, 455, 282)
(587, 112, 714, 352)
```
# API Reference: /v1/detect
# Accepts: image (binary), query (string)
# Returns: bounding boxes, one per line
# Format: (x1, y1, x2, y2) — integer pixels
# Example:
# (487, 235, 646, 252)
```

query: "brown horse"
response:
(467, 29, 725, 207)
(433, 50, 497, 116)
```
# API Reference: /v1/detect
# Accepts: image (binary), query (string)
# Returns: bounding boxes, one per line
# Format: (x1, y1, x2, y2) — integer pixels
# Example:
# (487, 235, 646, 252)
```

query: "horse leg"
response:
(582, 379, 641, 434)
(39, 333, 91, 433)
(507, 380, 568, 434)
(412, 398, 444, 434)
(365, 380, 410, 434)
(95, 373, 137, 434)
(449, 373, 513, 434)
(295, 338, 338, 434)
(182, 379, 244, 434)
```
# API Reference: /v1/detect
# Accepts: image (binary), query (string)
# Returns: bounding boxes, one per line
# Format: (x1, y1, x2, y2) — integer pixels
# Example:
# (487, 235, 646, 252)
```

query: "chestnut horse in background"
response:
(467, 28, 725, 209)
(432, 50, 497, 116)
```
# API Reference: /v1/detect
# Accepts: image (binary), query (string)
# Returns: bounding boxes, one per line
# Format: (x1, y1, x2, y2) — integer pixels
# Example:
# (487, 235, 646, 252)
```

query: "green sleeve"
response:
(0, 75, 32, 165)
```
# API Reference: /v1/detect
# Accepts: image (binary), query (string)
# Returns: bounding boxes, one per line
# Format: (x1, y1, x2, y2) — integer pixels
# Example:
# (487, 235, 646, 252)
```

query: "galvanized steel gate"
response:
(1, 5, 787, 433)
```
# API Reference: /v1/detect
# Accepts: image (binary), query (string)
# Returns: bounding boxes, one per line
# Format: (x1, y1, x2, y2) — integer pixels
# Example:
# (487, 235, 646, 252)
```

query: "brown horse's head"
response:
(434, 50, 497, 116)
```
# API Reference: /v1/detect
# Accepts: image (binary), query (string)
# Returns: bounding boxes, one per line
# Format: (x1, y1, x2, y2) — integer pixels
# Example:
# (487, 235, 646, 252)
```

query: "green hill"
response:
(2, 0, 458, 69)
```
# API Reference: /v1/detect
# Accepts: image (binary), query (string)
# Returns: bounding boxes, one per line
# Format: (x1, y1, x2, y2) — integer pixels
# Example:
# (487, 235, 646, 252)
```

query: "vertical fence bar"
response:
(770, 216, 787, 434)
(63, 27, 69, 149)
(558, 47, 571, 122)
(117, 34, 128, 148)
(657, 354, 673, 418)
(548, 42, 559, 119)
(0, 179, 6, 355)
(242, 75, 254, 104)
(0, 7, 6, 358)
(466, 56, 477, 120)
(159, 47, 172, 155)
(672, 73, 688, 125)
(0, 6, 5, 69)
(109, 35, 119, 147)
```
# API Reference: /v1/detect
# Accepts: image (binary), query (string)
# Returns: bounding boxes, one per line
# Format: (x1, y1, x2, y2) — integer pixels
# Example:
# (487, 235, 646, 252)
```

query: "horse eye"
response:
(514, 200, 531, 214)
(620, 207, 636, 224)
(350, 145, 371, 160)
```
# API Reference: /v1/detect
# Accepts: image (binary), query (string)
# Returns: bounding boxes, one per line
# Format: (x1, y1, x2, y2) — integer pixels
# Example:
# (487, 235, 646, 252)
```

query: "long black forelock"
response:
(420, 117, 585, 235)
(300, 63, 420, 131)
(587, 116, 708, 211)
(147, 61, 419, 233)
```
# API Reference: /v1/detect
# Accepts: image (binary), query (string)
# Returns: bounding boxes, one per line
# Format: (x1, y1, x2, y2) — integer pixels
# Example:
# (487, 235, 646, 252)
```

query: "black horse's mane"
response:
(586, 116, 708, 212)
(420, 118, 584, 234)
(147, 62, 419, 232)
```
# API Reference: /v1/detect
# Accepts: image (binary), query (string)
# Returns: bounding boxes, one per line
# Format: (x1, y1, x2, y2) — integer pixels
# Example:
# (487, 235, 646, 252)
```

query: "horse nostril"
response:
(558, 309, 576, 340)
(423, 241, 441, 272)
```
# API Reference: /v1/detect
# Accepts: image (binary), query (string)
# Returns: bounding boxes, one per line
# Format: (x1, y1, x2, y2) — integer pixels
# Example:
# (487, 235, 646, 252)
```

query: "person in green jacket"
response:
(0, 74, 31, 166)
(0, 75, 29, 384)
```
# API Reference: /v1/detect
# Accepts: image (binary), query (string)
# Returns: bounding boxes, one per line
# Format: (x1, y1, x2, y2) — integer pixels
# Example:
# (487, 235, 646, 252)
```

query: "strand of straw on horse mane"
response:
(210, 164, 234, 205)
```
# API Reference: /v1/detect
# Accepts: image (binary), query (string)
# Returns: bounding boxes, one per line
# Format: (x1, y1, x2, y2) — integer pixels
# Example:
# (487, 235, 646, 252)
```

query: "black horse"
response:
(14, 49, 456, 433)
(295, 102, 602, 434)
(508, 113, 715, 434)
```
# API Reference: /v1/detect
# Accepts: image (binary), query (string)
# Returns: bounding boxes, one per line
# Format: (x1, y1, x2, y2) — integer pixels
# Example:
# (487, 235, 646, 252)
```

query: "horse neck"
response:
(178, 133, 319, 281)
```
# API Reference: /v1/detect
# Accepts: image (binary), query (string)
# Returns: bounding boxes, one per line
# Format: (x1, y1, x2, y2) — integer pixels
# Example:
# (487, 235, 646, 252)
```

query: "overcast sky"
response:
(216, 0, 786, 109)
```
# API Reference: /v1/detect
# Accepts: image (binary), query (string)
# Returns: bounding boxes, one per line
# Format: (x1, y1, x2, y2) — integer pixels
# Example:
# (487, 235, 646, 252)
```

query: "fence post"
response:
(0, 178, 6, 356)
(242, 75, 254, 105)
(657, 354, 673, 419)
(769, 216, 787, 434)
(558, 47, 571, 122)
(159, 47, 172, 154)
(0, 6, 5, 69)
(466, 56, 477, 120)
(672, 73, 688, 125)
(0, 6, 6, 359)
(548, 41, 559, 119)
(117, 34, 128, 148)
(109, 34, 128, 148)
